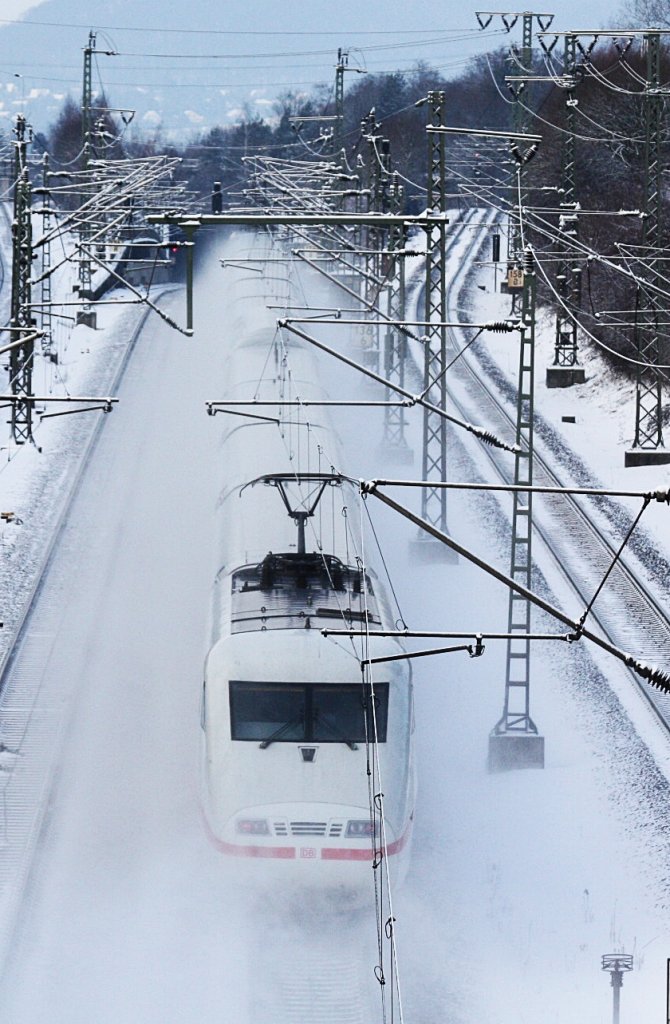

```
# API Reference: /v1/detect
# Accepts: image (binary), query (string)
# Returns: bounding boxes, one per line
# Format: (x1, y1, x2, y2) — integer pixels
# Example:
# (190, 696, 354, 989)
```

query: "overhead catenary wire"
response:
(358, 489, 405, 1024)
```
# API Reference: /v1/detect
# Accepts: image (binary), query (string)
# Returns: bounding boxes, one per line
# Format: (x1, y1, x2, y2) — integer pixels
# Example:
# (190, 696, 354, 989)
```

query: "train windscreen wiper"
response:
(313, 712, 358, 751)
(258, 712, 304, 749)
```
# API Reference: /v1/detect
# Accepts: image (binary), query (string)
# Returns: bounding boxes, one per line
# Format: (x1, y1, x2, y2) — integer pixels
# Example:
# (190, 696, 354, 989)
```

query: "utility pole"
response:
(625, 30, 670, 466)
(546, 32, 585, 388)
(9, 114, 35, 445)
(489, 247, 544, 771)
(601, 954, 633, 1024)
(416, 90, 452, 555)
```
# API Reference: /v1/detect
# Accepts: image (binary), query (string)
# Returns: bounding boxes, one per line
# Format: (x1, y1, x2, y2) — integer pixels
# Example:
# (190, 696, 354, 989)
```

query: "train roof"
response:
(206, 626, 409, 687)
(230, 551, 381, 634)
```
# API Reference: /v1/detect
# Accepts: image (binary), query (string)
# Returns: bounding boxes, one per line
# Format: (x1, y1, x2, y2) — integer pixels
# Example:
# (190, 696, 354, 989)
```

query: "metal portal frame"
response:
(148, 213, 443, 335)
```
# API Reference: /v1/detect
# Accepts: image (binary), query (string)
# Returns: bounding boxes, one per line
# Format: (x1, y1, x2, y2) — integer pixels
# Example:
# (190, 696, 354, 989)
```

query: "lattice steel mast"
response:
(39, 152, 55, 364)
(78, 30, 96, 327)
(508, 14, 534, 273)
(382, 171, 412, 460)
(546, 32, 585, 388)
(334, 49, 348, 159)
(9, 114, 35, 445)
(489, 248, 545, 771)
(477, 12, 554, 306)
(420, 91, 450, 540)
(359, 110, 387, 370)
(625, 30, 670, 466)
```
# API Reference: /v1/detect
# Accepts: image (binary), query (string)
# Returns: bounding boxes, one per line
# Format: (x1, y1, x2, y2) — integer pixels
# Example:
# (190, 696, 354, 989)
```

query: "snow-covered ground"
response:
(387, 212, 670, 1022)
(0, 225, 667, 1023)
(457, 220, 670, 572)
(0, 193, 180, 672)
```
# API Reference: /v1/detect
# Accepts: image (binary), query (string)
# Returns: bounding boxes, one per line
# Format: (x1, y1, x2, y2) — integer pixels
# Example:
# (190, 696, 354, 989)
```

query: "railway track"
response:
(0, 299, 161, 976)
(250, 916, 376, 1024)
(0, 200, 8, 304)
(421, 208, 670, 729)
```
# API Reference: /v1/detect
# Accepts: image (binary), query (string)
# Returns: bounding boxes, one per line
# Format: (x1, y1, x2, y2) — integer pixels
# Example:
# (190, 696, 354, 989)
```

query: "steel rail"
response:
(433, 214, 670, 721)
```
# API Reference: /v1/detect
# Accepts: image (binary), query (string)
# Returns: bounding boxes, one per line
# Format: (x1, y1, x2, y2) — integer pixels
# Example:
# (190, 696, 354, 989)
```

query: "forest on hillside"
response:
(20, 21, 670, 374)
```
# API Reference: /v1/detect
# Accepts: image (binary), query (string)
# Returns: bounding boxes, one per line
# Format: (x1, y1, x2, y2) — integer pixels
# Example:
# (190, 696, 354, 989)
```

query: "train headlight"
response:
(345, 819, 376, 838)
(235, 818, 270, 836)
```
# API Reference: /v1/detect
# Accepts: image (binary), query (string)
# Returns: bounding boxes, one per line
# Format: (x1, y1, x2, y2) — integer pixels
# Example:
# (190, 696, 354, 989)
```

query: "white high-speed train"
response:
(200, 251, 415, 896)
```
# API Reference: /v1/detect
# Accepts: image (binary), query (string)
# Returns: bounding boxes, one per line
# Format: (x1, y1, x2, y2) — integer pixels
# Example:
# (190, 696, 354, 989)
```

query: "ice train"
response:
(200, 250, 415, 896)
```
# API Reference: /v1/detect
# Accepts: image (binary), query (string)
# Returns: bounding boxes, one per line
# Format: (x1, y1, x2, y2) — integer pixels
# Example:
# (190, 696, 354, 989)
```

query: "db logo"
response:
(300, 847, 317, 859)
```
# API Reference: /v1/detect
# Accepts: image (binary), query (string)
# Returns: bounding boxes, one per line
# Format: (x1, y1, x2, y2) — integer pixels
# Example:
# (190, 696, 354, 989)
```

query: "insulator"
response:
(472, 424, 517, 452)
(629, 658, 670, 693)
(486, 320, 519, 333)
(523, 248, 534, 273)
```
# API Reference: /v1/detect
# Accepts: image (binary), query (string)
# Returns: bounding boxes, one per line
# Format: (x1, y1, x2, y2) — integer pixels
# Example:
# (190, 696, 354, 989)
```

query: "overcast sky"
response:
(3, 0, 625, 30)
(0, 0, 634, 134)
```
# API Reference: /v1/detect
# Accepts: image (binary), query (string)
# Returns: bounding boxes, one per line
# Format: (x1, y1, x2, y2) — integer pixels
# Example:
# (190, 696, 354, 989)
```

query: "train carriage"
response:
(201, 254, 416, 897)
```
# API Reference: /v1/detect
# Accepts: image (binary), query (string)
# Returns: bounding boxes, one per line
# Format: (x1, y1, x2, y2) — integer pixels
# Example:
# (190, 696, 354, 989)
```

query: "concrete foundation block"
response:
(546, 366, 586, 388)
(624, 448, 670, 467)
(76, 310, 97, 330)
(376, 443, 414, 466)
(488, 732, 545, 772)
(409, 537, 458, 564)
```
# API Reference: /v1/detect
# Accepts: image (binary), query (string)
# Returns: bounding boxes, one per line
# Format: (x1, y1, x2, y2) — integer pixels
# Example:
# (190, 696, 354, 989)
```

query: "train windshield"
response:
(229, 681, 389, 745)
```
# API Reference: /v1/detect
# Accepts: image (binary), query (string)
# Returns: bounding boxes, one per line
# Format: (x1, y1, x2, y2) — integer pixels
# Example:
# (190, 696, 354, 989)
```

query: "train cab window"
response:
(229, 682, 304, 742)
(312, 684, 388, 743)
(229, 681, 389, 745)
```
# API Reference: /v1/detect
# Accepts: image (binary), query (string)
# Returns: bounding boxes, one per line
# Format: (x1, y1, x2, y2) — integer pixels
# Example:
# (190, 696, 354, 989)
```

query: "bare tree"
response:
(620, 0, 670, 27)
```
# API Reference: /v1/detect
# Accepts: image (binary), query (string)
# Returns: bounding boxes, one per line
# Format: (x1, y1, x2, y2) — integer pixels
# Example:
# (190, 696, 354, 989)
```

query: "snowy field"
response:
(0, 227, 666, 1022)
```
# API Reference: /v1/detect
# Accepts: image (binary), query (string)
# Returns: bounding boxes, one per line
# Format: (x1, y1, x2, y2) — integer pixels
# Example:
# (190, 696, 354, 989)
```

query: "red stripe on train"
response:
(201, 806, 296, 857)
(321, 828, 410, 860)
(214, 840, 296, 859)
(209, 830, 410, 860)
(202, 802, 412, 860)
